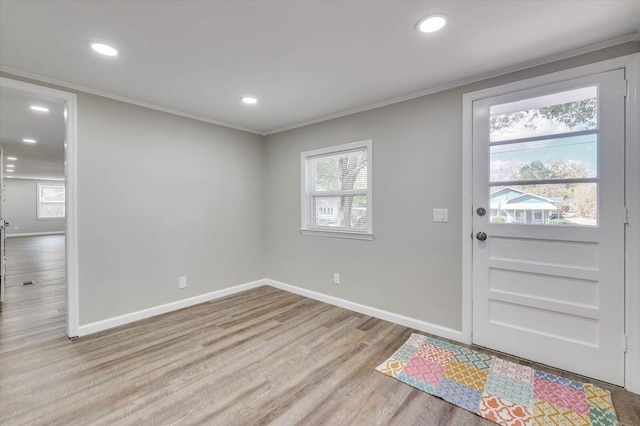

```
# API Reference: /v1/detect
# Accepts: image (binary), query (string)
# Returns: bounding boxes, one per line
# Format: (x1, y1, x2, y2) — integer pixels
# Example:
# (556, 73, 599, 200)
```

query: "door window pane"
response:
(490, 86, 597, 142)
(490, 134, 597, 182)
(490, 183, 597, 226)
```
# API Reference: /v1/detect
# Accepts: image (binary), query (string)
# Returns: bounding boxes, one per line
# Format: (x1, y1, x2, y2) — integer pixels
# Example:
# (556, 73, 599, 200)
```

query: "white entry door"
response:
(472, 69, 626, 385)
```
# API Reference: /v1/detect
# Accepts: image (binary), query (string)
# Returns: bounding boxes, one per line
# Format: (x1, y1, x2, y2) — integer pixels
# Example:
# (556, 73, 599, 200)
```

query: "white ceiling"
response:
(0, 88, 65, 180)
(0, 0, 639, 138)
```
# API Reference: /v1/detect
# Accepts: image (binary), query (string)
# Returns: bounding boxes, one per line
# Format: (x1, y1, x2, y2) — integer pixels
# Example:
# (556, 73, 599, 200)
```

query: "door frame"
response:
(0, 76, 79, 337)
(462, 53, 640, 393)
(0, 145, 4, 303)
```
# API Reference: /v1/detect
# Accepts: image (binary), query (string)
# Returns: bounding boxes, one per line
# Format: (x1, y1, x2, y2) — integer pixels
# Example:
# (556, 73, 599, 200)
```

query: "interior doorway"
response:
(0, 76, 78, 337)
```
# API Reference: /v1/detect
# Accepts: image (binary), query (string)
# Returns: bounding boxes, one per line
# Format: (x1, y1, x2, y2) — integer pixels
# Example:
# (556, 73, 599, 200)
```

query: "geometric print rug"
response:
(376, 333, 618, 426)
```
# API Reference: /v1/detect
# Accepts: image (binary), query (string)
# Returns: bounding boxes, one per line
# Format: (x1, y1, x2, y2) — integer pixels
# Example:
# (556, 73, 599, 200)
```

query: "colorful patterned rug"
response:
(376, 333, 618, 426)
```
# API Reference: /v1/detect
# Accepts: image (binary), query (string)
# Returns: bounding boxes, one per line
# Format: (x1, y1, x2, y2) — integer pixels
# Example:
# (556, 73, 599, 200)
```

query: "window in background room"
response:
(301, 140, 372, 239)
(37, 183, 65, 219)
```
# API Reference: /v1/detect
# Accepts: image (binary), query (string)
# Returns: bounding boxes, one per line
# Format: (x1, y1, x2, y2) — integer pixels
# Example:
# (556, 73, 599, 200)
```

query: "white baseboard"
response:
(7, 231, 65, 237)
(77, 277, 465, 344)
(77, 279, 266, 337)
(71, 276, 636, 393)
(264, 279, 465, 343)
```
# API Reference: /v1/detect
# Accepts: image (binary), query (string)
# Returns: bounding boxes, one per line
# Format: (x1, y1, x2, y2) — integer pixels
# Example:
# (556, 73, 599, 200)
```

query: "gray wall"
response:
(4, 178, 65, 235)
(264, 42, 640, 332)
(75, 94, 265, 324)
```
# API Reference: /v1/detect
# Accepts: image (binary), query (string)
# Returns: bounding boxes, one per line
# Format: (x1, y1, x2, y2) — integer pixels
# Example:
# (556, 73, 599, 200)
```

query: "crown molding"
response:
(2, 32, 637, 138)
(264, 32, 639, 135)
(0, 66, 265, 136)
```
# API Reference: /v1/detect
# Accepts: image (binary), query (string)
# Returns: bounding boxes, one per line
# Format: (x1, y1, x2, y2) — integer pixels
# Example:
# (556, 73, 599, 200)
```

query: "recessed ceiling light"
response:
(417, 14, 447, 33)
(6, 157, 17, 161)
(91, 43, 119, 57)
(242, 97, 258, 105)
(6, 165, 14, 168)
(22, 138, 37, 143)
(30, 105, 49, 112)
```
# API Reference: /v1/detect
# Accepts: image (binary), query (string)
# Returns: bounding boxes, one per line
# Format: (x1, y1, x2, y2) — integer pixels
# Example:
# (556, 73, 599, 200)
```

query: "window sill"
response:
(300, 228, 374, 240)
(37, 217, 65, 221)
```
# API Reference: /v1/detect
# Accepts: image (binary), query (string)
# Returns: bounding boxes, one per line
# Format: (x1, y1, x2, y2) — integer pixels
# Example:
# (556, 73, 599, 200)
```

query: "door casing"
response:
(0, 145, 4, 303)
(462, 53, 640, 393)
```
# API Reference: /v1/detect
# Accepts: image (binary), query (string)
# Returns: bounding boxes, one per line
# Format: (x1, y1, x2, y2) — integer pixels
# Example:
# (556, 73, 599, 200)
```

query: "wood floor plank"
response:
(1, 235, 639, 425)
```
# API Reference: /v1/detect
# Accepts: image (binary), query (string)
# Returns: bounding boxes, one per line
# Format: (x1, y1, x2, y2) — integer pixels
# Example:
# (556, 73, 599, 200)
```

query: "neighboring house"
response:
(315, 200, 337, 225)
(490, 187, 559, 224)
(315, 200, 367, 228)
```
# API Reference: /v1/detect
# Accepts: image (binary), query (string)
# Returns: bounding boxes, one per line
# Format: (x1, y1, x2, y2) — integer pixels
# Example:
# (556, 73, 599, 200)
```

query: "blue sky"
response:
(490, 134, 597, 181)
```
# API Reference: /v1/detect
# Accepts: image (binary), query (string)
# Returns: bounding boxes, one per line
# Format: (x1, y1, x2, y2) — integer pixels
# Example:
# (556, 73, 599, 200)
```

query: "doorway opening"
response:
(0, 76, 78, 337)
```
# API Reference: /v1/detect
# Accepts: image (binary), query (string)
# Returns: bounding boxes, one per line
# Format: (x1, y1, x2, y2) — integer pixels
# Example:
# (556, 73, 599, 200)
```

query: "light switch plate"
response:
(433, 208, 448, 223)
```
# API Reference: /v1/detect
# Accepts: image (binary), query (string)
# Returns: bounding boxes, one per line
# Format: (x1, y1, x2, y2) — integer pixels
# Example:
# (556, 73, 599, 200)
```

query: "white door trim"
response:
(0, 77, 79, 338)
(462, 53, 640, 393)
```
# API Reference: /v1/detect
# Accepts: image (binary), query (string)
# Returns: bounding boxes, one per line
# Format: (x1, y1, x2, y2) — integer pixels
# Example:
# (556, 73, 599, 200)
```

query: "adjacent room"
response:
(0, 1, 638, 425)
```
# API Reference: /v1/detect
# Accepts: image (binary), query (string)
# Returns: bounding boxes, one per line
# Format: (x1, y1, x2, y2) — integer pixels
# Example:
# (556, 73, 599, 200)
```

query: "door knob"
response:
(476, 231, 487, 241)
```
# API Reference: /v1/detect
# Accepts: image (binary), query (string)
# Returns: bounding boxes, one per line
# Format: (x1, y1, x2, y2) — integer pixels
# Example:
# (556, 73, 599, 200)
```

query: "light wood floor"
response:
(1, 236, 638, 425)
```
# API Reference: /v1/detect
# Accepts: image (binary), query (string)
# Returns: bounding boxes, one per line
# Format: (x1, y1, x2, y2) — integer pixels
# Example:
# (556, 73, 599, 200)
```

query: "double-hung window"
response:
(301, 140, 373, 239)
(37, 183, 65, 219)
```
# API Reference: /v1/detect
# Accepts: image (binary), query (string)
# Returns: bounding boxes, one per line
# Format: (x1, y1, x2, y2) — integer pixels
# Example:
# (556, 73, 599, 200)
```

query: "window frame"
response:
(300, 139, 373, 240)
(36, 182, 66, 220)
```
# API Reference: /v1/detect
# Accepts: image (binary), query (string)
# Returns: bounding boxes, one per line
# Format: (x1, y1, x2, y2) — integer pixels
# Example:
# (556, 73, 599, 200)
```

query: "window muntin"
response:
(37, 183, 65, 219)
(302, 140, 372, 237)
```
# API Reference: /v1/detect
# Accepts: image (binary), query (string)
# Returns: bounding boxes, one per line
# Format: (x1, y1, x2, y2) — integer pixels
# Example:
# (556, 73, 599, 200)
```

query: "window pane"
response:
(40, 203, 65, 218)
(313, 150, 367, 192)
(490, 183, 596, 226)
(490, 134, 597, 182)
(40, 185, 65, 202)
(490, 86, 597, 142)
(313, 195, 367, 229)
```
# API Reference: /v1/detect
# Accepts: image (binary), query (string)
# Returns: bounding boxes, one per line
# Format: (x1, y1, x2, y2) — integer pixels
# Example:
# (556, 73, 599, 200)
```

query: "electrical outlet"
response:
(334, 273, 340, 285)
(178, 276, 187, 289)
